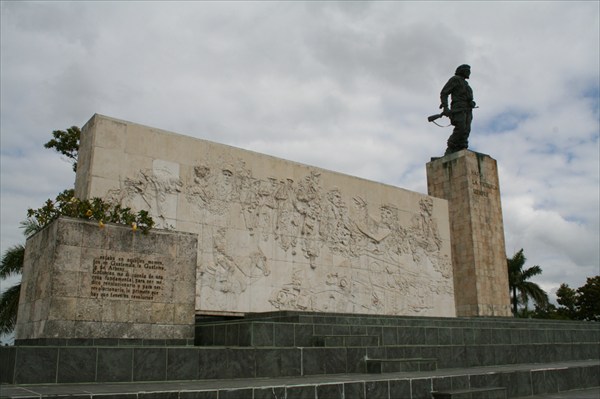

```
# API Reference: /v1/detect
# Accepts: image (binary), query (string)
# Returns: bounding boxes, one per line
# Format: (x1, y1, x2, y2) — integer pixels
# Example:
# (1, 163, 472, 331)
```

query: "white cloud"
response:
(1, 1, 598, 300)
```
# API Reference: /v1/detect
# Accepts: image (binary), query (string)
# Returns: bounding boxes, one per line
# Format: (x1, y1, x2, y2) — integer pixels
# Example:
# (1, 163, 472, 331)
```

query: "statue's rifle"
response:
(427, 106, 478, 127)
(427, 111, 452, 127)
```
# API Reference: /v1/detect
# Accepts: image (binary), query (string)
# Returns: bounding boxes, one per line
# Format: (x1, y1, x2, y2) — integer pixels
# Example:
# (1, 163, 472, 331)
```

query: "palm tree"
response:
(0, 219, 43, 335)
(0, 245, 25, 334)
(507, 249, 549, 316)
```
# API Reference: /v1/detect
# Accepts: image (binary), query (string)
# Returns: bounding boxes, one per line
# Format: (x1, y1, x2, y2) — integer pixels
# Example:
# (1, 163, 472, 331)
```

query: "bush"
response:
(25, 189, 154, 234)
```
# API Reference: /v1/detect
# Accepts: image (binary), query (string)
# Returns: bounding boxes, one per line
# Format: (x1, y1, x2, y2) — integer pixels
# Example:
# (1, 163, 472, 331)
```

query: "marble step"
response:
(313, 334, 380, 347)
(195, 317, 600, 347)
(365, 357, 437, 373)
(2, 357, 597, 398)
(432, 386, 507, 399)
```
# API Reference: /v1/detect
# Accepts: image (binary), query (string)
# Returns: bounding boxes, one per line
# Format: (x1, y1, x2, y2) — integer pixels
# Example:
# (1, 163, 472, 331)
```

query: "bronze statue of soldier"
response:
(438, 64, 476, 155)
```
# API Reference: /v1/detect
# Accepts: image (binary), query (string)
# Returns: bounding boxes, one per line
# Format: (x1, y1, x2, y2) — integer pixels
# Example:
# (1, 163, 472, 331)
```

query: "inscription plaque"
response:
(471, 170, 498, 198)
(90, 255, 166, 300)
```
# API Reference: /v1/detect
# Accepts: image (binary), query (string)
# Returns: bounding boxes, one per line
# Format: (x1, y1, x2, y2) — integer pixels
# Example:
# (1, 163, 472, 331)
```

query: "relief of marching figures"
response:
(108, 159, 454, 314)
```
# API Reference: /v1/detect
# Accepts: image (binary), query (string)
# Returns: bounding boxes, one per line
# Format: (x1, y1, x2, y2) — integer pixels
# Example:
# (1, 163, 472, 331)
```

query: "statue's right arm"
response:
(440, 77, 458, 112)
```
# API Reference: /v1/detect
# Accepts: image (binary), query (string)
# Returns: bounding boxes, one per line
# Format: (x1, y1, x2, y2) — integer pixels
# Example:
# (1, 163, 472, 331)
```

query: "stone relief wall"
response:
(76, 114, 455, 317)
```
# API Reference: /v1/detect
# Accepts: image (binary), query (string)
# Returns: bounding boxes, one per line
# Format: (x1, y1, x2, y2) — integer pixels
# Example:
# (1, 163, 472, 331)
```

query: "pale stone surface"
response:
(427, 150, 512, 317)
(15, 217, 197, 340)
(75, 114, 456, 317)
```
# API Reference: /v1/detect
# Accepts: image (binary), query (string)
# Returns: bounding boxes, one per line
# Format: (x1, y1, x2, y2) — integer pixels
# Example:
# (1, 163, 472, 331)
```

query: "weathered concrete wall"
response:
(427, 150, 512, 317)
(75, 114, 456, 317)
(15, 217, 197, 340)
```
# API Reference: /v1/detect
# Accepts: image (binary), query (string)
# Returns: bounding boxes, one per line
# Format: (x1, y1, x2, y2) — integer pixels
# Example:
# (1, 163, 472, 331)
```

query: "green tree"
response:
(575, 276, 600, 321)
(556, 283, 578, 319)
(44, 126, 80, 172)
(0, 219, 42, 334)
(507, 249, 549, 316)
(528, 303, 570, 320)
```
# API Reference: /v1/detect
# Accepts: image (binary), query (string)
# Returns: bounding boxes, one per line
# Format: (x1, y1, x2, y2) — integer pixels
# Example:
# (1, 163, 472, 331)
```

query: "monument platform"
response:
(2, 312, 598, 398)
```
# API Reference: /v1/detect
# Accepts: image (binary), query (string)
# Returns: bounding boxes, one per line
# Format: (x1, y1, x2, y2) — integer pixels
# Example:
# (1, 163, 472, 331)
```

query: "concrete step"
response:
(432, 386, 507, 399)
(365, 357, 437, 373)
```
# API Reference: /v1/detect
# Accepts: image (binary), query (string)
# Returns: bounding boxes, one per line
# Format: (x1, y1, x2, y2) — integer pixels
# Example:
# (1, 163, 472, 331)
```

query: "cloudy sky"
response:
(1, 1, 598, 304)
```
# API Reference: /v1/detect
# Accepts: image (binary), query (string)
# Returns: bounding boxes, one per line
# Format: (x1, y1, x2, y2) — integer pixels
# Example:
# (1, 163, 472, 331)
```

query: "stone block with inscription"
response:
(427, 150, 512, 317)
(74, 114, 456, 317)
(15, 217, 197, 340)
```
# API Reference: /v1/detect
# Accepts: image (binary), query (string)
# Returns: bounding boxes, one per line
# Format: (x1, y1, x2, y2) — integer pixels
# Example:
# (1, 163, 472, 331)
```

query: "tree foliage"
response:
(556, 283, 578, 319)
(574, 276, 600, 321)
(44, 126, 80, 172)
(0, 244, 24, 279)
(530, 277, 600, 321)
(0, 284, 21, 335)
(507, 249, 549, 316)
(25, 189, 154, 234)
(0, 245, 25, 334)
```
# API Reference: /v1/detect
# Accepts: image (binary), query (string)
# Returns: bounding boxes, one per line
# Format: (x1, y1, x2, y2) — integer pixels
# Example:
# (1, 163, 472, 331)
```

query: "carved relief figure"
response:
(208, 228, 246, 296)
(256, 178, 278, 239)
(274, 178, 300, 252)
(186, 164, 214, 208)
(269, 268, 312, 310)
(294, 171, 322, 268)
(352, 196, 392, 256)
(240, 178, 260, 234)
(201, 227, 271, 310)
(320, 188, 354, 256)
(110, 167, 182, 228)
(410, 197, 442, 253)
(379, 204, 411, 261)
(407, 197, 452, 279)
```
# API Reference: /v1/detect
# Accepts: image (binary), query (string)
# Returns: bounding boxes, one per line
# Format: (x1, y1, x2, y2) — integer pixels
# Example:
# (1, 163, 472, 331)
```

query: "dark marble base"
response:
(15, 338, 193, 347)
(1, 363, 598, 399)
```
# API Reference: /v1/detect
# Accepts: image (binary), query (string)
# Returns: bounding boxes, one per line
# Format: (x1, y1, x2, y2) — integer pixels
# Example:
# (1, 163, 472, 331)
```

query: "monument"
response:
(13, 110, 517, 342)
(5, 113, 598, 398)
(426, 64, 510, 316)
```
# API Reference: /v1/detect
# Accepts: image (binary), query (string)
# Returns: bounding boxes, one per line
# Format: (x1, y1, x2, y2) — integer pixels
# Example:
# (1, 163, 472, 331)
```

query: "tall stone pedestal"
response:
(427, 150, 511, 317)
